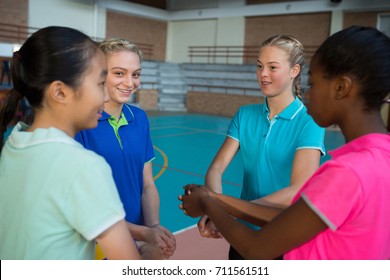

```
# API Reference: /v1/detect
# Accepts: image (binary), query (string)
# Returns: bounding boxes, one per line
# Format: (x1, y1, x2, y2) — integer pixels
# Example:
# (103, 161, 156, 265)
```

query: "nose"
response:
(123, 74, 134, 87)
(257, 67, 268, 78)
(256, 68, 267, 83)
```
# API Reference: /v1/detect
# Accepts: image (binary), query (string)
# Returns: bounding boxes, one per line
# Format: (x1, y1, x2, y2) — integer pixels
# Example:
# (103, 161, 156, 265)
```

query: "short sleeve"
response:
(144, 116, 155, 163)
(299, 162, 362, 231)
(227, 108, 241, 142)
(64, 158, 125, 240)
(297, 117, 326, 155)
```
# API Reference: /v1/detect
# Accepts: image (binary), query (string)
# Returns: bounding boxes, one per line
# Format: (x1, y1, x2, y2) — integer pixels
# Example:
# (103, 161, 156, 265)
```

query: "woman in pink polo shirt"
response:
(179, 25, 390, 259)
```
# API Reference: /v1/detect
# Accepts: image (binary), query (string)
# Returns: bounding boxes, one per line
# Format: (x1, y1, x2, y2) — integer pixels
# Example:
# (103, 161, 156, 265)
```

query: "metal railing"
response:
(188, 84, 258, 95)
(0, 22, 154, 60)
(188, 45, 318, 64)
(0, 23, 39, 44)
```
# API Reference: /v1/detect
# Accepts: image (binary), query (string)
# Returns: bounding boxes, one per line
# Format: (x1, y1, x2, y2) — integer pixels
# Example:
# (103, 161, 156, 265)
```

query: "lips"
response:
(117, 88, 133, 95)
(97, 109, 103, 118)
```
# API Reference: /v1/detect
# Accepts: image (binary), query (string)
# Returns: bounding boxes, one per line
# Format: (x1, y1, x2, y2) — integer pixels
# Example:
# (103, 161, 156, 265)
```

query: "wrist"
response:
(200, 193, 214, 215)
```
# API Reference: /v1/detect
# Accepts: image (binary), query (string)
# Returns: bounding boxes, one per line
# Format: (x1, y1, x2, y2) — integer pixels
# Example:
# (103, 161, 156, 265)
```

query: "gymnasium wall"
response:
(106, 11, 167, 61)
(344, 10, 390, 28)
(0, 0, 28, 26)
(244, 12, 331, 52)
(28, 0, 106, 39)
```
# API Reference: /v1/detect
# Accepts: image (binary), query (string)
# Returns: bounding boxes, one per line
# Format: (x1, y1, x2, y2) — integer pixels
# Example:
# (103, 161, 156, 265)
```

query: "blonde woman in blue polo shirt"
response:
(76, 39, 176, 259)
(198, 35, 325, 259)
(0, 26, 144, 259)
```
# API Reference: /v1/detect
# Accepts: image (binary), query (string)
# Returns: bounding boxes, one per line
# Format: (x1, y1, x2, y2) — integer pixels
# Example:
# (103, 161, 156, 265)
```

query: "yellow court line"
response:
(153, 145, 168, 180)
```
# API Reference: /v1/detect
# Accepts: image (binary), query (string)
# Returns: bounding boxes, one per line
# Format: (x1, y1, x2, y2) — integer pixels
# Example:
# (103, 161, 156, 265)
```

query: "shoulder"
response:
(65, 141, 109, 165)
(239, 103, 262, 112)
(293, 105, 323, 130)
(235, 103, 263, 118)
(123, 104, 147, 118)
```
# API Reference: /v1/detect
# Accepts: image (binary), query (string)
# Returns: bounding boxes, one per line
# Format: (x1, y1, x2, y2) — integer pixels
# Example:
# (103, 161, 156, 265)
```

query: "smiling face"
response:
(105, 50, 141, 105)
(256, 46, 298, 98)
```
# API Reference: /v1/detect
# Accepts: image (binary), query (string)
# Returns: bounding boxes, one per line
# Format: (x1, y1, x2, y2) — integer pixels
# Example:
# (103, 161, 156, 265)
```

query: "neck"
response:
(27, 108, 76, 137)
(104, 101, 124, 121)
(338, 110, 388, 143)
(266, 93, 295, 119)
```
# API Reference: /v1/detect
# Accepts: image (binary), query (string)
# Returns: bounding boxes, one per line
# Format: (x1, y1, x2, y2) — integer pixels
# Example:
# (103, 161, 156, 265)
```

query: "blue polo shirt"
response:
(75, 104, 155, 225)
(228, 97, 325, 201)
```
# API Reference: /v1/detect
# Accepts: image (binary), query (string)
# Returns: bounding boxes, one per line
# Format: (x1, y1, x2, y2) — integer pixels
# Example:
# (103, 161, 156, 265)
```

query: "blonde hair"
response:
(99, 38, 143, 61)
(260, 35, 305, 99)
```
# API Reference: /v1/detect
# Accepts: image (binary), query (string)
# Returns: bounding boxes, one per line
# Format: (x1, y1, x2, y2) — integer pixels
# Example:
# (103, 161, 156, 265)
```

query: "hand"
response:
(137, 241, 163, 260)
(198, 215, 222, 239)
(178, 184, 212, 218)
(145, 225, 176, 259)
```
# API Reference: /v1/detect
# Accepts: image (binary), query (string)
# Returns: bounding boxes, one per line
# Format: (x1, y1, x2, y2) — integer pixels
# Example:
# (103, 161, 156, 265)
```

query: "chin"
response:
(85, 121, 98, 130)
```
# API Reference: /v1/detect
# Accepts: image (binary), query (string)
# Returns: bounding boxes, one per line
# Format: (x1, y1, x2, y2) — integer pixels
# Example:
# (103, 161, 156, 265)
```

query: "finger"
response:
(158, 226, 176, 242)
(197, 215, 208, 231)
(156, 230, 174, 247)
(178, 195, 183, 201)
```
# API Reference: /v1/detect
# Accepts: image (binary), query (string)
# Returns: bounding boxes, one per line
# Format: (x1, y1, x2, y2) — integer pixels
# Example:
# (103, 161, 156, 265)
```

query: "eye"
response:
(257, 64, 263, 70)
(133, 72, 141, 79)
(270, 66, 277, 71)
(99, 81, 106, 87)
(114, 71, 124, 77)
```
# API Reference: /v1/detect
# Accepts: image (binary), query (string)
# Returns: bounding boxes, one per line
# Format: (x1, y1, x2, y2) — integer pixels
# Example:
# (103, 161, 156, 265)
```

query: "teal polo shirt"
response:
(227, 97, 325, 201)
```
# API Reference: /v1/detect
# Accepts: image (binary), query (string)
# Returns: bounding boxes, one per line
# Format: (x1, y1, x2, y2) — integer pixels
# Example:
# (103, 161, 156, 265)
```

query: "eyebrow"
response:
(110, 66, 126, 71)
(109, 67, 142, 72)
(256, 59, 280, 64)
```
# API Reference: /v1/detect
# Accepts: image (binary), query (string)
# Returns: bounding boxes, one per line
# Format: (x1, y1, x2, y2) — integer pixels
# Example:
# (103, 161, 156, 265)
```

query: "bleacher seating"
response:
(140, 61, 309, 112)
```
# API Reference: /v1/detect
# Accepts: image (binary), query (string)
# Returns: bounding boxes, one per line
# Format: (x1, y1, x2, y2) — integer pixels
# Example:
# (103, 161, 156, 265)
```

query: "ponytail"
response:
(0, 89, 24, 149)
(295, 76, 303, 100)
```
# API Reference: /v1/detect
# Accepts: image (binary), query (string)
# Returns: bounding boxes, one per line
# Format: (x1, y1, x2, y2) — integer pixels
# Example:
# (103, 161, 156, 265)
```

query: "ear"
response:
(46, 81, 71, 104)
(290, 64, 300, 79)
(334, 76, 353, 100)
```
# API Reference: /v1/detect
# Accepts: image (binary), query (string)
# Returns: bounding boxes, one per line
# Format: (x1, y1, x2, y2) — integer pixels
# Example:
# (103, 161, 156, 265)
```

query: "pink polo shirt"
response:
(284, 133, 390, 260)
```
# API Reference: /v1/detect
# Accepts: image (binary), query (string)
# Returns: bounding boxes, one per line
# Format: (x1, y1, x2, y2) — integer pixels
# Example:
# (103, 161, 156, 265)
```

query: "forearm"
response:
(97, 220, 141, 260)
(142, 184, 160, 227)
(142, 188, 160, 227)
(205, 166, 223, 193)
(142, 162, 161, 226)
(127, 221, 150, 241)
(253, 185, 299, 209)
(211, 192, 283, 226)
(201, 196, 270, 259)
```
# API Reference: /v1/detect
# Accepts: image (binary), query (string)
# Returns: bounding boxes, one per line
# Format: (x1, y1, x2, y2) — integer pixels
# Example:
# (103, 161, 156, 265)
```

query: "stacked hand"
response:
(146, 224, 176, 259)
(198, 216, 222, 239)
(178, 184, 212, 218)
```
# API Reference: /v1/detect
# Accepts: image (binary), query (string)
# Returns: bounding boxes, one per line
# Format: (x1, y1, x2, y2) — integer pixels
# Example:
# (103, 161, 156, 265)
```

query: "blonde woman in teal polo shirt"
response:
(76, 39, 176, 259)
(197, 35, 325, 259)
